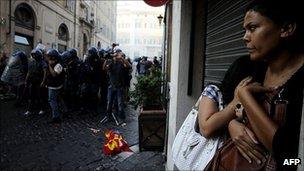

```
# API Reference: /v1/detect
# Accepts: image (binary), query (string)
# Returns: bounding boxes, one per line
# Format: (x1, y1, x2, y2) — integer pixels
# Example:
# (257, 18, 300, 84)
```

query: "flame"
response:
(103, 130, 132, 155)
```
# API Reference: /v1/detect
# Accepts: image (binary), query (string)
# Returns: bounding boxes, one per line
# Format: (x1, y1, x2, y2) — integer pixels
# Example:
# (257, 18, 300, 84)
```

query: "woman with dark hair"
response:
(221, 0, 304, 170)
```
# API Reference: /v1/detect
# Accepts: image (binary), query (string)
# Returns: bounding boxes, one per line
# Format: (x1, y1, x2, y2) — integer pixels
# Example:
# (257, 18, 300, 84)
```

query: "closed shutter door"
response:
(204, 0, 250, 85)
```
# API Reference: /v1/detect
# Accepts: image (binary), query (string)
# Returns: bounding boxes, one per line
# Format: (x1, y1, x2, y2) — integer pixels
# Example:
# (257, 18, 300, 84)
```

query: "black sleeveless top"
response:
(272, 66, 303, 170)
(255, 65, 304, 170)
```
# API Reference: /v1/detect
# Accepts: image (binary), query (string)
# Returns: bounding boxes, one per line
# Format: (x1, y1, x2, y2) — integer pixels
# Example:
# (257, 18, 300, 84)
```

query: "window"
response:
(58, 44, 67, 53)
(98, 19, 102, 28)
(83, 33, 88, 54)
(67, 0, 75, 11)
(84, 8, 89, 21)
(135, 23, 140, 28)
(14, 35, 30, 45)
(14, 3, 35, 30)
(134, 51, 139, 57)
(58, 24, 69, 41)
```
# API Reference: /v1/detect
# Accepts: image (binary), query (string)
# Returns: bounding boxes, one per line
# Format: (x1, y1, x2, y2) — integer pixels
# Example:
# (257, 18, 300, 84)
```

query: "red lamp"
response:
(143, 0, 168, 7)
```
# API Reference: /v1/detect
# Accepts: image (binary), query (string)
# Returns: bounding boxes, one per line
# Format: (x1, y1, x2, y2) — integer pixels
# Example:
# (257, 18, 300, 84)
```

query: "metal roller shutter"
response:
(204, 0, 250, 85)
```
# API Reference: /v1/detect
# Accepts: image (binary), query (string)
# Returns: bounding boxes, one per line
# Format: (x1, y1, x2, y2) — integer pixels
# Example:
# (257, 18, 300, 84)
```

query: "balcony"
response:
(79, 17, 94, 28)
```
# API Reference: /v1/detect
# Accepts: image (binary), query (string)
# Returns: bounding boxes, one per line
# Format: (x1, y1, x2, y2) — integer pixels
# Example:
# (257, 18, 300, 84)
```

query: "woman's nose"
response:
(243, 31, 250, 44)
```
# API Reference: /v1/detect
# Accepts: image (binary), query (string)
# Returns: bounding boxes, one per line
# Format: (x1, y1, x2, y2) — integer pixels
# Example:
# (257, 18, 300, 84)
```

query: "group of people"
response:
(0, 45, 135, 125)
(135, 56, 161, 76)
(197, 0, 303, 170)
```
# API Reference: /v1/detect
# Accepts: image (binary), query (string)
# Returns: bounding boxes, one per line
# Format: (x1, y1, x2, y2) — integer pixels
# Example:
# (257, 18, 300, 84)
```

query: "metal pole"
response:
(7, 0, 12, 35)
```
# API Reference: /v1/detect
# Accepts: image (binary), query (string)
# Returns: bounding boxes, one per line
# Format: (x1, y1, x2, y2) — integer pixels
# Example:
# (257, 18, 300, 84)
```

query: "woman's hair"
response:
(220, 55, 266, 105)
(246, 0, 304, 52)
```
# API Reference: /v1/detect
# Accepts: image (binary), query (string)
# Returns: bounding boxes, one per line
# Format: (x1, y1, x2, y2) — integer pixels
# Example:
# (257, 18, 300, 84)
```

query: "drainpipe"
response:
(7, 0, 12, 35)
(74, 0, 76, 47)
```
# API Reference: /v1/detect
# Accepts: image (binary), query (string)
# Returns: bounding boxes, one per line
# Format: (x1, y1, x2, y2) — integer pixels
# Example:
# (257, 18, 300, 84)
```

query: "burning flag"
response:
(103, 130, 132, 155)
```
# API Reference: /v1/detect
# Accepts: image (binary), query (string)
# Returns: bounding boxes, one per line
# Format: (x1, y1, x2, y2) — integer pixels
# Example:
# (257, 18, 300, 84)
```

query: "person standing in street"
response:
(24, 49, 47, 116)
(103, 51, 131, 125)
(45, 49, 67, 123)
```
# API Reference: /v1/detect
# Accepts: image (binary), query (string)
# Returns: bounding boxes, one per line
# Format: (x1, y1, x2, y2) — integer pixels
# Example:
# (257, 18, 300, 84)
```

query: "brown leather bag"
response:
(204, 138, 276, 171)
(204, 90, 287, 171)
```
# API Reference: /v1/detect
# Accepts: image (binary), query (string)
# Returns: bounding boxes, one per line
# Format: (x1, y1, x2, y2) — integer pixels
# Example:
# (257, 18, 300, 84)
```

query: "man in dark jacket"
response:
(103, 51, 131, 125)
(45, 49, 67, 123)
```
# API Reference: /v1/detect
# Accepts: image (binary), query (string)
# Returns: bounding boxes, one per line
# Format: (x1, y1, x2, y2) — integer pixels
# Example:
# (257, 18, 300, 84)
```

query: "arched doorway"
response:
(58, 23, 69, 53)
(14, 3, 35, 56)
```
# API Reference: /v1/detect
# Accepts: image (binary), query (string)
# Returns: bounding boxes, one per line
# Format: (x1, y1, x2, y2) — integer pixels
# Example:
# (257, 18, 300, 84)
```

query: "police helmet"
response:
(87, 47, 98, 58)
(61, 51, 72, 64)
(69, 48, 78, 57)
(46, 49, 60, 60)
(14, 51, 27, 59)
(98, 49, 106, 58)
(30, 49, 43, 61)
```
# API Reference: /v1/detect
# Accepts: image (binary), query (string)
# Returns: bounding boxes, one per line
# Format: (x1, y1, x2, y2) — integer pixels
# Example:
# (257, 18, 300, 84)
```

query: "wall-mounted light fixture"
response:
(157, 14, 163, 26)
(0, 17, 6, 26)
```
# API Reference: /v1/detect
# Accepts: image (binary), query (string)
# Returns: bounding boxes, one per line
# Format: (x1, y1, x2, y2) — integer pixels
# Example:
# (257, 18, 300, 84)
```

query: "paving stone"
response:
(112, 151, 165, 171)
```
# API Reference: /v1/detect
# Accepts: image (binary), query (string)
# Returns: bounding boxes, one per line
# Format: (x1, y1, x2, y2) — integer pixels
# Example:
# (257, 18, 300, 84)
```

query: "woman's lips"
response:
(247, 48, 255, 53)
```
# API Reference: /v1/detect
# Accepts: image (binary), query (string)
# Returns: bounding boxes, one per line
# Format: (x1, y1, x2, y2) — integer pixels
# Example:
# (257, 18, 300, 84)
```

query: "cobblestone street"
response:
(0, 98, 165, 170)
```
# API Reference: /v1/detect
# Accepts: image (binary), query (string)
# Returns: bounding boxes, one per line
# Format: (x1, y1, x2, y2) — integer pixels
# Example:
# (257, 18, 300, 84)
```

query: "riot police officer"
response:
(79, 47, 102, 115)
(24, 49, 48, 116)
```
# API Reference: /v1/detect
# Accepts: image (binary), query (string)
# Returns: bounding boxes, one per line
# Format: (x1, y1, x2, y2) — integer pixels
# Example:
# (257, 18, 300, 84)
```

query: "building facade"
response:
(116, 1, 164, 60)
(90, 0, 116, 49)
(0, 0, 116, 58)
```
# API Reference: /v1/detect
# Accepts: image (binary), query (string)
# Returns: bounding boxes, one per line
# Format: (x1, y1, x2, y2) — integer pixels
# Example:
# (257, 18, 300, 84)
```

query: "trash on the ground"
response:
(89, 127, 101, 134)
(103, 130, 132, 155)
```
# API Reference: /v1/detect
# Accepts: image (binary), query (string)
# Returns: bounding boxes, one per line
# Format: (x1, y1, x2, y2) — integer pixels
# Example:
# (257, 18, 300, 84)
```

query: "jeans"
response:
(48, 88, 67, 119)
(106, 85, 125, 120)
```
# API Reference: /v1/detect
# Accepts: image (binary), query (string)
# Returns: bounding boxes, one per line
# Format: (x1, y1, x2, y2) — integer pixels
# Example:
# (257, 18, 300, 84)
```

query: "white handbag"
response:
(172, 85, 225, 171)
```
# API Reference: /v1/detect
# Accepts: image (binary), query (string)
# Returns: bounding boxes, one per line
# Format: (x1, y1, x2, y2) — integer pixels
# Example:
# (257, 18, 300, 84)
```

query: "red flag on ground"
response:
(103, 130, 132, 155)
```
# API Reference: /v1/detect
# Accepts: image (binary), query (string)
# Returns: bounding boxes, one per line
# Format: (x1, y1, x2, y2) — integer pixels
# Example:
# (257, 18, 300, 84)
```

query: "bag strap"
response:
(193, 95, 202, 110)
